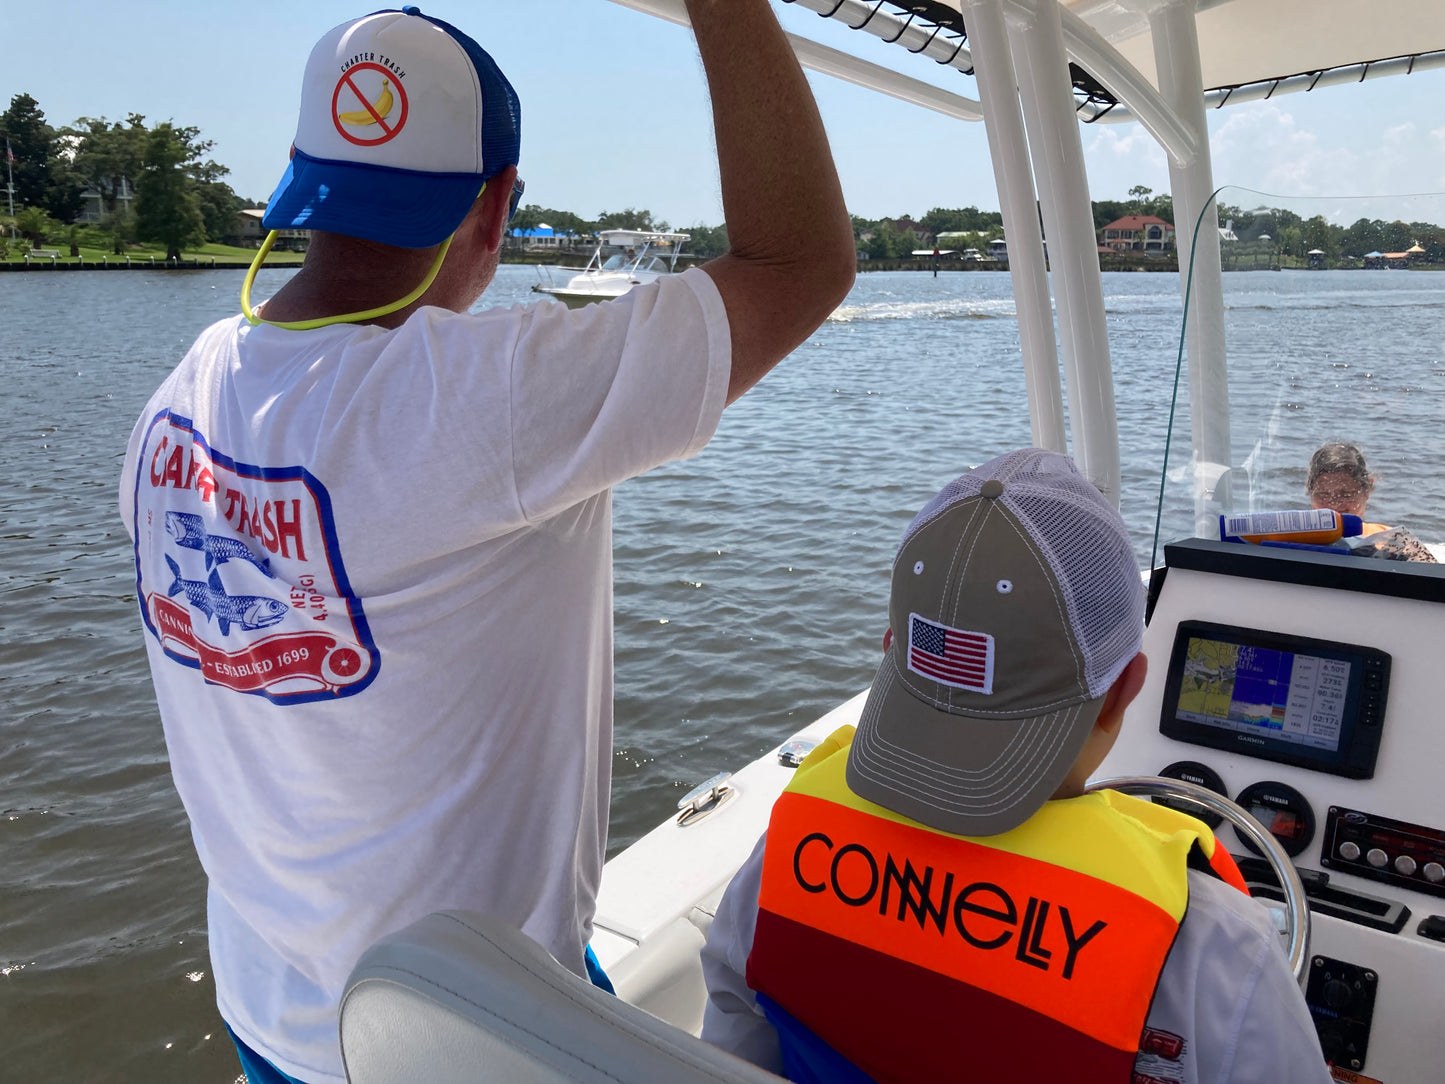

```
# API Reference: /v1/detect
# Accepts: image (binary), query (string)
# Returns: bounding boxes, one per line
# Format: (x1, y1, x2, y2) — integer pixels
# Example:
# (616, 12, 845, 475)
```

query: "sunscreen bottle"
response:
(1219, 509, 1363, 546)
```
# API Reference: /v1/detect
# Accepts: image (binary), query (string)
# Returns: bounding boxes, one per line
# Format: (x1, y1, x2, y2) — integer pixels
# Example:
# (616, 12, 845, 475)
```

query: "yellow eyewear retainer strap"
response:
(239, 179, 491, 331)
(240, 230, 453, 331)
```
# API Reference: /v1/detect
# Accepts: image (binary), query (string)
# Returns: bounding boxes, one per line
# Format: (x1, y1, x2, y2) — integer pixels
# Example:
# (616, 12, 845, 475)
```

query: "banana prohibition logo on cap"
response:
(331, 63, 410, 146)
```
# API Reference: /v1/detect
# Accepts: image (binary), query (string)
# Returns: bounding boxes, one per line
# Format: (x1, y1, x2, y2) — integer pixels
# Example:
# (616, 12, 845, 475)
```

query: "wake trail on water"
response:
(828, 297, 1016, 323)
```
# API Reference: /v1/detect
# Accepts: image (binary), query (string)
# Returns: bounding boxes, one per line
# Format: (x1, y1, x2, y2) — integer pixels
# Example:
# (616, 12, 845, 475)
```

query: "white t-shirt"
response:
(120, 270, 731, 1083)
(702, 833, 1335, 1084)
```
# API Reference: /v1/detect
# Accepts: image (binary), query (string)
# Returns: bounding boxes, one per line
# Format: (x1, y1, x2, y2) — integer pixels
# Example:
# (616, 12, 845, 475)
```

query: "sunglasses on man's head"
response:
(508, 177, 525, 222)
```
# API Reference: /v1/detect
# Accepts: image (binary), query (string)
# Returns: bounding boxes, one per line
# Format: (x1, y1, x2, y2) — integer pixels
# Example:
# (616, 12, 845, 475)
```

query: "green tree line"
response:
(849, 184, 1445, 266)
(850, 206, 1004, 260)
(508, 203, 732, 259)
(1083, 185, 1445, 264)
(1, 92, 254, 259)
(1213, 203, 1445, 263)
(853, 187, 1178, 260)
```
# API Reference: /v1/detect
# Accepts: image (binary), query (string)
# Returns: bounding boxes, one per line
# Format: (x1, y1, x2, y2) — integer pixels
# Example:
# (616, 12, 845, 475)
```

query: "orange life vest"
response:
(746, 725, 1247, 1084)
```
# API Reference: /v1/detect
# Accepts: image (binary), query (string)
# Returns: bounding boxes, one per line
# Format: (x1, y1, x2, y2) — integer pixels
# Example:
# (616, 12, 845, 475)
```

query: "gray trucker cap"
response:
(847, 448, 1145, 836)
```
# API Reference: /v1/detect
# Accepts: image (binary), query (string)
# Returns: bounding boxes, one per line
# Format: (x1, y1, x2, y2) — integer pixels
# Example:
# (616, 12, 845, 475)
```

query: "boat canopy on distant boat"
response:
(532, 229, 691, 309)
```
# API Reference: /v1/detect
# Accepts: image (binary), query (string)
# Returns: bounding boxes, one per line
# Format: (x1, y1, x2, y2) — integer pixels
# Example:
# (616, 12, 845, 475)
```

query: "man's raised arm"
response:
(685, 0, 856, 404)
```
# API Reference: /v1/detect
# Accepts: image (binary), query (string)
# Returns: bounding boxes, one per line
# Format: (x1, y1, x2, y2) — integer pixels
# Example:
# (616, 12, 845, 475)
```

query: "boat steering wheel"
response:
(1085, 776, 1311, 982)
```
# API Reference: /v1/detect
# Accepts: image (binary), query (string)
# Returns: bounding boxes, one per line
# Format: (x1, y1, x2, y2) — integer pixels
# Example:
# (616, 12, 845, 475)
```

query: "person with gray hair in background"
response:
(1307, 442, 1439, 562)
(1306, 442, 1386, 534)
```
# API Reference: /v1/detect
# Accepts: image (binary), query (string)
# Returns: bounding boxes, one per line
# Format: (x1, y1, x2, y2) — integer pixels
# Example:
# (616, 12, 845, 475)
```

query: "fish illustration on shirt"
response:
(165, 511, 274, 577)
(165, 556, 289, 636)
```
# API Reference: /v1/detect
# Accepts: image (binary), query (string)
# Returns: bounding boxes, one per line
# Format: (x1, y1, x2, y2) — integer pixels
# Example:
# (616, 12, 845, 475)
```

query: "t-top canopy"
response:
(1062, 0, 1445, 95)
(610, 0, 1445, 122)
(874, 1, 1445, 97)
(598, 229, 691, 245)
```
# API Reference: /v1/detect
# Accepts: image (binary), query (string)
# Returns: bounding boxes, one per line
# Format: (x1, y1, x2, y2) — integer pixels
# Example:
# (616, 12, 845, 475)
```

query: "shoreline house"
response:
(506, 225, 588, 252)
(230, 208, 309, 252)
(1100, 214, 1175, 253)
(75, 177, 136, 224)
(935, 230, 1004, 260)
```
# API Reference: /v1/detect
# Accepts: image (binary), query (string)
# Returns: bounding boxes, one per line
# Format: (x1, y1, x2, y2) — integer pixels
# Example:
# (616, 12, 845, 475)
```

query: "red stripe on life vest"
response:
(747, 908, 1138, 1084)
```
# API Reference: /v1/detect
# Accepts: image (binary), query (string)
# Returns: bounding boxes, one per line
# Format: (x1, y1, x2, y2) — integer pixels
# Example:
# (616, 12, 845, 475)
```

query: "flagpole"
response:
(5, 139, 14, 219)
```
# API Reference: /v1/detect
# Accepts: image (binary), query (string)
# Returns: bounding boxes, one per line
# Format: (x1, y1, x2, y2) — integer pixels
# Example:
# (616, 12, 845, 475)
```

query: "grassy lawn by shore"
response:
(3, 241, 306, 265)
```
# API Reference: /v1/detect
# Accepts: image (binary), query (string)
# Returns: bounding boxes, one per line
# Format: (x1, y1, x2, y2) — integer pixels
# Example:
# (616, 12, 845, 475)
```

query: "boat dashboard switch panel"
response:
(1233, 781, 1316, 858)
(675, 772, 736, 828)
(1320, 807, 1445, 901)
(1158, 621, 1390, 779)
(1305, 956, 1378, 1074)
(1155, 760, 1229, 828)
(1233, 857, 1411, 935)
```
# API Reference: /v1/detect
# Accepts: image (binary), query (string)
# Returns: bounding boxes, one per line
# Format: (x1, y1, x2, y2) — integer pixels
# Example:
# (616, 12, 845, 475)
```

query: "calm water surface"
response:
(2, 265, 1442, 1080)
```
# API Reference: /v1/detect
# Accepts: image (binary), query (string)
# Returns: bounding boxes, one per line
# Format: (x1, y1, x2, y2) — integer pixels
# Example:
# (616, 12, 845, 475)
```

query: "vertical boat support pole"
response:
(1148, 0, 1231, 536)
(1007, 0, 1121, 504)
(959, 0, 1067, 455)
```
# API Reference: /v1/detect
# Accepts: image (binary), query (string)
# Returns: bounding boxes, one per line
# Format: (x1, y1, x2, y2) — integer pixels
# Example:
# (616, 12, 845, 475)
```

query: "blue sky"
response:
(5, 1, 1445, 227)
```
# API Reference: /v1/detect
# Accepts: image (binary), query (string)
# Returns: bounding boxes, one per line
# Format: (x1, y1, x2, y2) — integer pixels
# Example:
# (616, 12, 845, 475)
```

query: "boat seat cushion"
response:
(340, 910, 787, 1084)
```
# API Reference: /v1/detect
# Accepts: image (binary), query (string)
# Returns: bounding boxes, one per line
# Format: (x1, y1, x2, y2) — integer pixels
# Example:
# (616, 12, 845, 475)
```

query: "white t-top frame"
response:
(603, 0, 1442, 532)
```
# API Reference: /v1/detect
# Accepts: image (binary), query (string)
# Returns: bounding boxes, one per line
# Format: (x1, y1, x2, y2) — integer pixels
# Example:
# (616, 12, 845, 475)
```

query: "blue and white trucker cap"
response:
(263, 6, 521, 248)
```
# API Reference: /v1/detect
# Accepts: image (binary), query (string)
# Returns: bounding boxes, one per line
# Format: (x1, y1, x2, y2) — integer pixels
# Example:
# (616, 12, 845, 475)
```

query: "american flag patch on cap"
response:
(907, 613, 994, 694)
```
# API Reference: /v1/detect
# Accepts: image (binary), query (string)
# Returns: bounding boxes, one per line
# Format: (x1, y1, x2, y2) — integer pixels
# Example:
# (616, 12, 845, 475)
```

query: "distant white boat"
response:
(532, 229, 692, 308)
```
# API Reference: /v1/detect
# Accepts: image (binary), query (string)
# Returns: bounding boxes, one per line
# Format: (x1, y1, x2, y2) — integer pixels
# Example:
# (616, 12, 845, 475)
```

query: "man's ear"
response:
(470, 165, 517, 255)
(1096, 652, 1148, 736)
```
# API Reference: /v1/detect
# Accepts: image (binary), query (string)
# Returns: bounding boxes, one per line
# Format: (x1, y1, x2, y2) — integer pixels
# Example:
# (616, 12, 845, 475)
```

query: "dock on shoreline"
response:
(0, 252, 592, 272)
(0, 255, 303, 272)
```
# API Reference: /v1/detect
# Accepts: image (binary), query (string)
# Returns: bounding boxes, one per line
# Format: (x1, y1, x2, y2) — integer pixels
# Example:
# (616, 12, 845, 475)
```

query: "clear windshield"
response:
(601, 254, 630, 271)
(1153, 186, 1445, 565)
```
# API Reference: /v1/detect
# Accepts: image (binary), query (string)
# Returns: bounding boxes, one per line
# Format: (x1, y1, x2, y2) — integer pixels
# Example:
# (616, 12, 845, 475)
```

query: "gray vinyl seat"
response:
(339, 910, 788, 1084)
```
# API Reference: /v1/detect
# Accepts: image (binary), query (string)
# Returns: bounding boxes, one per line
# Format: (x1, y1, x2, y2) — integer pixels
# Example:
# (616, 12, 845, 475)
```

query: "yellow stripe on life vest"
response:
(789, 726, 1218, 922)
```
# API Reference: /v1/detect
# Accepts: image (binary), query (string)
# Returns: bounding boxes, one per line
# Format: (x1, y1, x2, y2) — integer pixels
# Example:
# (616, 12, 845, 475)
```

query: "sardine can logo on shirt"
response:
(132, 410, 379, 704)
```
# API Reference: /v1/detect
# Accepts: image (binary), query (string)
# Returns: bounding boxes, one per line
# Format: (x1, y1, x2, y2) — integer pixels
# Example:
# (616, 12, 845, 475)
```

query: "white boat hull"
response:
(533, 270, 671, 308)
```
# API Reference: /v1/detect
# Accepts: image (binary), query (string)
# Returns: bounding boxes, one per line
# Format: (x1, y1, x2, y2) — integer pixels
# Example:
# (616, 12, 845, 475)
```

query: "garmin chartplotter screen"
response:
(1159, 622, 1389, 778)
(1177, 640, 1347, 750)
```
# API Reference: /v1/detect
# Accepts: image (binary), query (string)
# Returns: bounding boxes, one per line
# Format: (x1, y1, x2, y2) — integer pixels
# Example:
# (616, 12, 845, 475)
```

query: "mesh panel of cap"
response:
(1004, 485, 1143, 696)
(899, 449, 1144, 698)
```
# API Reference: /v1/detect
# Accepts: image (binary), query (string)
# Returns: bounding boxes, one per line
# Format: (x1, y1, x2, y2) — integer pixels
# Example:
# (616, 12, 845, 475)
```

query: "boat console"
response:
(1095, 538, 1445, 1081)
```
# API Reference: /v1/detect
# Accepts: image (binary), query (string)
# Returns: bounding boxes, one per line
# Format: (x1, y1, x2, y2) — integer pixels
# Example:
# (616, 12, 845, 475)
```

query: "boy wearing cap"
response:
(120, 3, 852, 1082)
(701, 449, 1330, 1084)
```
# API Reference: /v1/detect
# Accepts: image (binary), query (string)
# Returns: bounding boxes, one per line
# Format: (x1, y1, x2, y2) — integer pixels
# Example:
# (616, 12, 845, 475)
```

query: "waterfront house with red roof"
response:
(1100, 214, 1175, 253)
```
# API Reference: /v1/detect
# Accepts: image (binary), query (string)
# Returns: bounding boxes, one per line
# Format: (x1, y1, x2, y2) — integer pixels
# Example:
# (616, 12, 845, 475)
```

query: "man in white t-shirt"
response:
(119, 5, 853, 1082)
